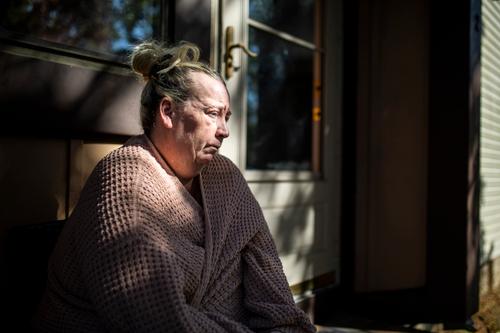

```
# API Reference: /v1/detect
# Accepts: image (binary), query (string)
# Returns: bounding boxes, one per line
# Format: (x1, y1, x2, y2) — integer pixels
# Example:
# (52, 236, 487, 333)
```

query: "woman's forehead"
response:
(190, 72, 229, 100)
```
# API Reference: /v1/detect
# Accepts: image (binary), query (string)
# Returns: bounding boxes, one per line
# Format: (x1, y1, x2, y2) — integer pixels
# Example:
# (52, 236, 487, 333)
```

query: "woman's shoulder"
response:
(208, 153, 240, 172)
(97, 140, 158, 175)
(203, 154, 245, 182)
(201, 154, 252, 200)
(80, 141, 161, 201)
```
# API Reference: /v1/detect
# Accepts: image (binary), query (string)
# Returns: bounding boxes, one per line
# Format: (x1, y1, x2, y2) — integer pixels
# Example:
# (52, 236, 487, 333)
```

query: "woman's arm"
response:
(242, 223, 316, 333)
(82, 228, 253, 332)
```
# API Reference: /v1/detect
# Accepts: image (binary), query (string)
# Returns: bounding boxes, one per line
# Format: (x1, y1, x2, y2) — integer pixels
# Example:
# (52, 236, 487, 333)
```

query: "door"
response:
(219, 0, 343, 292)
(315, 0, 482, 328)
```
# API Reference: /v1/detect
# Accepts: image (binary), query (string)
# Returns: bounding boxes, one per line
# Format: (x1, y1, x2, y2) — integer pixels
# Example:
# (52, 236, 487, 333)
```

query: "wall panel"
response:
(481, 0, 500, 262)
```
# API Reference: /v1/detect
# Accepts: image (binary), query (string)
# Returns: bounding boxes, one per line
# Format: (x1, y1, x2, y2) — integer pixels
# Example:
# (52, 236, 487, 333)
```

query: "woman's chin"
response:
(197, 152, 217, 165)
(196, 158, 213, 168)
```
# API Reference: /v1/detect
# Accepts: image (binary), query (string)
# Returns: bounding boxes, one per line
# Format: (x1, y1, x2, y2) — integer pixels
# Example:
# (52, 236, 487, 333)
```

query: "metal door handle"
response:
(225, 26, 257, 79)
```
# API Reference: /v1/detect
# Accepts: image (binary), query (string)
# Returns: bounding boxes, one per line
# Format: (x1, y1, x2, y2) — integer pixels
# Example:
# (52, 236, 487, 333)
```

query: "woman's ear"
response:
(158, 97, 174, 128)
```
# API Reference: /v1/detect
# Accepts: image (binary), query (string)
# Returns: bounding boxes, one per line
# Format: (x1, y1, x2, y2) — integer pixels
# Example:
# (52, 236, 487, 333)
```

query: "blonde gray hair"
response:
(130, 40, 227, 135)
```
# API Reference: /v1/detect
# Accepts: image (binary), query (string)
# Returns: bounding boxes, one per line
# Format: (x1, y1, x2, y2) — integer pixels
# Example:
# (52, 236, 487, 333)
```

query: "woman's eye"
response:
(207, 110, 219, 117)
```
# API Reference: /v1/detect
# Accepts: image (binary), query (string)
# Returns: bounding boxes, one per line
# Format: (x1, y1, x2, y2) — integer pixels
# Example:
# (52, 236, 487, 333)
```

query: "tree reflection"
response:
(249, 0, 315, 43)
(0, 0, 161, 56)
(246, 27, 313, 171)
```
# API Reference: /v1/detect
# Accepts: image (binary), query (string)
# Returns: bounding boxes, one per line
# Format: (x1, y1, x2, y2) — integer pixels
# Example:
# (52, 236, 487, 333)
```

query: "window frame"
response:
(0, 0, 174, 69)
(240, 0, 325, 181)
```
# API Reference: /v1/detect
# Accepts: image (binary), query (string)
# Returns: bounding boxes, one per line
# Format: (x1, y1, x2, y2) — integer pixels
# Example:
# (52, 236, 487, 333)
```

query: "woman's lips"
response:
(204, 145, 219, 154)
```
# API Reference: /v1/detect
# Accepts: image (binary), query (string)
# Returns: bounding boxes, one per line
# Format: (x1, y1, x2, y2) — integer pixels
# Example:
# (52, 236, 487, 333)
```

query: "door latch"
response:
(224, 26, 258, 79)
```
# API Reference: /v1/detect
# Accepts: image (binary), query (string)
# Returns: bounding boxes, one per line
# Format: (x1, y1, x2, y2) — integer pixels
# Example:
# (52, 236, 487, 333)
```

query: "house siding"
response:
(481, 0, 500, 264)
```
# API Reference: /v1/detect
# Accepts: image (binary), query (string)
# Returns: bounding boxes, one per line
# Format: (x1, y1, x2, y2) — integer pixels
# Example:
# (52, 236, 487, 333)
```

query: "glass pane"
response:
(0, 0, 161, 56)
(247, 27, 314, 171)
(249, 0, 315, 42)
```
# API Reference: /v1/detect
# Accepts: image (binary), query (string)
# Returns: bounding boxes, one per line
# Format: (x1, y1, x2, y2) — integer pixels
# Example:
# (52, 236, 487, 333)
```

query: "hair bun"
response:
(130, 41, 202, 82)
(130, 41, 164, 81)
(148, 53, 173, 77)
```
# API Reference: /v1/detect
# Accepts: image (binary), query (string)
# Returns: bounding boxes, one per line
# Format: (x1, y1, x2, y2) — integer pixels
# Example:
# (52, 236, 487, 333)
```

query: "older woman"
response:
(34, 41, 316, 333)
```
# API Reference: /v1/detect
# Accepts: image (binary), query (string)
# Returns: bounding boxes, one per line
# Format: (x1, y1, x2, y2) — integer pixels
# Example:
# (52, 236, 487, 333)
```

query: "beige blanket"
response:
(35, 135, 315, 333)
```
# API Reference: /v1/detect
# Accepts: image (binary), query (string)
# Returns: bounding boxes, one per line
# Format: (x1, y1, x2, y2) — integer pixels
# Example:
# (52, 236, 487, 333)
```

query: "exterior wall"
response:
(0, 139, 68, 227)
(0, 138, 124, 239)
(481, 0, 500, 286)
(0, 52, 142, 222)
(480, 256, 500, 295)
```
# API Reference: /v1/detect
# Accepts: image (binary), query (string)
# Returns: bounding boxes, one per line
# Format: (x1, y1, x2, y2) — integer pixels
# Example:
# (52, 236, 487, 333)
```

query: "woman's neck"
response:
(180, 177, 194, 192)
(185, 176, 202, 206)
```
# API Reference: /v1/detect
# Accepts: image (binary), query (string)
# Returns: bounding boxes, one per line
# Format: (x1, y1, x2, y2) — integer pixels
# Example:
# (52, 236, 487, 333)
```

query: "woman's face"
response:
(166, 72, 231, 180)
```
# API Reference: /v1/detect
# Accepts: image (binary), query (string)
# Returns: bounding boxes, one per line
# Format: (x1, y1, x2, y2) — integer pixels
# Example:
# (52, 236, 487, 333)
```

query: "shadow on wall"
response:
(0, 139, 66, 227)
(0, 49, 142, 137)
(249, 174, 338, 295)
(0, 43, 143, 230)
(0, 45, 142, 330)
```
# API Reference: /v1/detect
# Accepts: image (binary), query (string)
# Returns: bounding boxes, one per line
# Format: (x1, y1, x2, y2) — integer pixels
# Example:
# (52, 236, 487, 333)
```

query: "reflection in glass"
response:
(249, 0, 315, 42)
(0, 0, 161, 56)
(247, 27, 313, 171)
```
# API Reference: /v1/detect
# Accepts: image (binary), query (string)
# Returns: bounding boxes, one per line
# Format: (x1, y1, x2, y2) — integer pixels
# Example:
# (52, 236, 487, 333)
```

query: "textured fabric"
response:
(34, 135, 316, 333)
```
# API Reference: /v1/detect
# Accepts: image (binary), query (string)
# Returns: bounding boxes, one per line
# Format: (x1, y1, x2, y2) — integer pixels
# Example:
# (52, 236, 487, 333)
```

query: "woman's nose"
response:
(216, 119, 229, 139)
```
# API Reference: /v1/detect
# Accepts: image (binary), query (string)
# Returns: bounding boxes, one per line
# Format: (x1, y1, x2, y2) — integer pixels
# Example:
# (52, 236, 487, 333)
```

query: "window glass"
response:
(249, 0, 315, 42)
(246, 27, 314, 171)
(0, 0, 161, 56)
